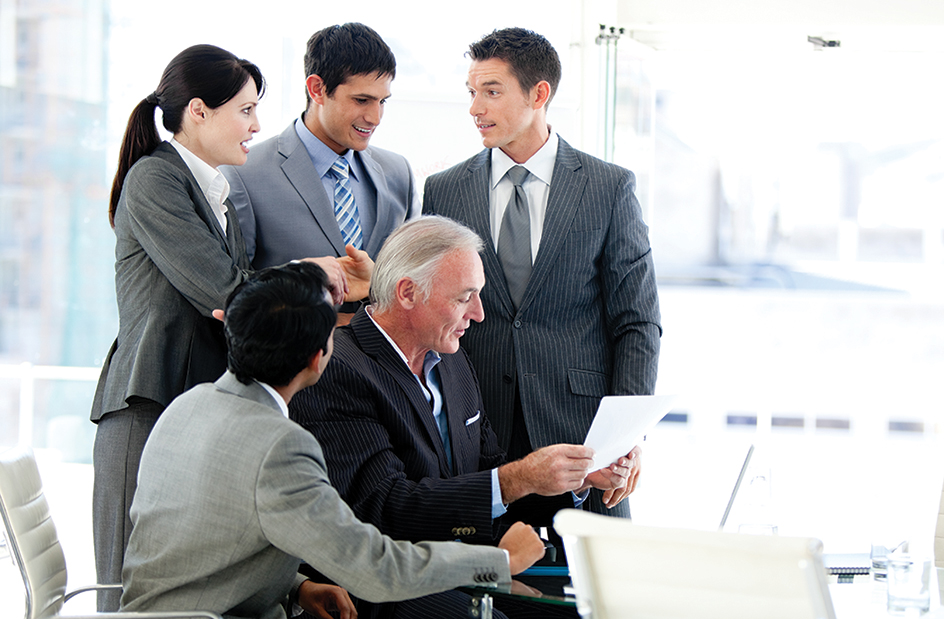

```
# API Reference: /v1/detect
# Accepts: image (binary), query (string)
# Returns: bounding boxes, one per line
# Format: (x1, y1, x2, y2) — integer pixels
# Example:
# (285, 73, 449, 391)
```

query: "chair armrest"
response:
(62, 585, 222, 618)
(64, 583, 123, 603)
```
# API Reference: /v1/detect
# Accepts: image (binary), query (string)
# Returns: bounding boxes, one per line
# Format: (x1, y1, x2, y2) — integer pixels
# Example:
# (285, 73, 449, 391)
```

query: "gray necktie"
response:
(497, 165, 532, 309)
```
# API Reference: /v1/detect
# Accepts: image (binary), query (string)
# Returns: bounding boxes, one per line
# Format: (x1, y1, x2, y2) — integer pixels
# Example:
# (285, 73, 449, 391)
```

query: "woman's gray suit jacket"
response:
(91, 142, 250, 420)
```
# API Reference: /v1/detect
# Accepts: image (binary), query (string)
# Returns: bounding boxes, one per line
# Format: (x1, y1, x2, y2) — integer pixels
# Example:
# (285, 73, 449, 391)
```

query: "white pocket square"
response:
(465, 411, 481, 426)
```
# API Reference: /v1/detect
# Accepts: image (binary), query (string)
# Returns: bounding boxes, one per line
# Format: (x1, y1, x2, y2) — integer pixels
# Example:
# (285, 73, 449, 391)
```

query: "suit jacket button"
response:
(503, 374, 513, 384)
(513, 320, 522, 329)
(468, 526, 476, 535)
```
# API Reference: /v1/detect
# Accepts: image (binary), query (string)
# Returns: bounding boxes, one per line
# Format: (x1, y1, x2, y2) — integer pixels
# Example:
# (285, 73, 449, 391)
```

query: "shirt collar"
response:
(295, 116, 360, 182)
(255, 381, 289, 418)
(365, 306, 442, 375)
(489, 129, 558, 189)
(169, 138, 231, 210)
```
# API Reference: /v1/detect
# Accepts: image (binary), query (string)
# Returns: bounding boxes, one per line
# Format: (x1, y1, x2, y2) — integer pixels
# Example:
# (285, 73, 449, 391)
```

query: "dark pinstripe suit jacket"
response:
(423, 138, 661, 517)
(290, 308, 570, 544)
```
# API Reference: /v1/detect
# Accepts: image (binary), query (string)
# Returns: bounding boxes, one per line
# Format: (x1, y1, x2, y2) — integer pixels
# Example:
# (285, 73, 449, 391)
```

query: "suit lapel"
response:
(519, 139, 585, 312)
(437, 359, 479, 476)
(357, 149, 391, 257)
(154, 143, 231, 253)
(278, 126, 346, 257)
(463, 151, 517, 319)
(349, 311, 452, 476)
(222, 204, 249, 269)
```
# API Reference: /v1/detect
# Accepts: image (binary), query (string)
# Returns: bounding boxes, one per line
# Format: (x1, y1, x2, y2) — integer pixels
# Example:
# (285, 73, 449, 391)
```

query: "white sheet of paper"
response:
(583, 394, 678, 470)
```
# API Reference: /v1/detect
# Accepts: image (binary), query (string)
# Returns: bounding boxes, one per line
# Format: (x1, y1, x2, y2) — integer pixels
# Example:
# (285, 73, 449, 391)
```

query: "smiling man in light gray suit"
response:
(423, 28, 662, 520)
(120, 262, 544, 619)
(223, 23, 418, 323)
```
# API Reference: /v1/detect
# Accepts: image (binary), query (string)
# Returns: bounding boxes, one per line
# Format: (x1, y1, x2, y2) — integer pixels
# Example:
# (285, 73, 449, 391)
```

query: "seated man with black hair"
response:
(120, 261, 545, 619)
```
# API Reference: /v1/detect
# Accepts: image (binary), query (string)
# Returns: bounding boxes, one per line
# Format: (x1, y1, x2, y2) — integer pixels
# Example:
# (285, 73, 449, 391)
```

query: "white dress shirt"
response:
(170, 138, 230, 233)
(488, 131, 559, 262)
(256, 381, 289, 418)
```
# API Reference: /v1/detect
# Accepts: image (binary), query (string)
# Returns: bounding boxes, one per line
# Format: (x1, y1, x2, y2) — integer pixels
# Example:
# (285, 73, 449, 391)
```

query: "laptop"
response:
(719, 444, 754, 531)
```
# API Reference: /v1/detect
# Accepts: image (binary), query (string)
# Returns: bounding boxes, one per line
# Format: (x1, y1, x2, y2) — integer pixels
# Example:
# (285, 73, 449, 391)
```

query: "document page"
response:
(583, 394, 678, 470)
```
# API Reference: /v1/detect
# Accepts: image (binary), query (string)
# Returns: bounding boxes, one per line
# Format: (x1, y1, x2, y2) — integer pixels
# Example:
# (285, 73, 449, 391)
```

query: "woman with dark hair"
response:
(89, 45, 354, 615)
(89, 44, 263, 610)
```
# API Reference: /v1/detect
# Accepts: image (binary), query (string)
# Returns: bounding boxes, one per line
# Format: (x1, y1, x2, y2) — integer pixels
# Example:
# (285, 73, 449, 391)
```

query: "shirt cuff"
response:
(491, 468, 507, 518)
(289, 575, 308, 617)
(572, 487, 590, 507)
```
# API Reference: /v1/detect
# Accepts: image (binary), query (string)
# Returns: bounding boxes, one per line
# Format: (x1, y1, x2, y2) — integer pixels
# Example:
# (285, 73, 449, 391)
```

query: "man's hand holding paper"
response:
(578, 395, 677, 508)
(577, 444, 643, 509)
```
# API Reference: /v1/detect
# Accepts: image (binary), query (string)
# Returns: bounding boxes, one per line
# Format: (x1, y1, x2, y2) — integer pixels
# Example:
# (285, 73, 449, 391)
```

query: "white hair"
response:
(370, 215, 484, 312)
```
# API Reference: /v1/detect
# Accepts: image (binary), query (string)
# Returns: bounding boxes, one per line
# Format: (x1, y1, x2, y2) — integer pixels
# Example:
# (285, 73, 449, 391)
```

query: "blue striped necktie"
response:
(330, 156, 363, 249)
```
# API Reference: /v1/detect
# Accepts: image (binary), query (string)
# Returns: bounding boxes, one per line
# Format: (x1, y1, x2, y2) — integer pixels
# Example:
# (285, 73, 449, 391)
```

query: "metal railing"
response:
(0, 363, 100, 446)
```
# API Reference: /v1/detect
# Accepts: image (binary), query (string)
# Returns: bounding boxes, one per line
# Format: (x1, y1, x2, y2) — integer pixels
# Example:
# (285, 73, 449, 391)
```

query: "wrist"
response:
(497, 461, 526, 504)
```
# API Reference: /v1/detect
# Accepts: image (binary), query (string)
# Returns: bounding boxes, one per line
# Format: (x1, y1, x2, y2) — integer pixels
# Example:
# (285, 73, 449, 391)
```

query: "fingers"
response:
(499, 521, 546, 575)
(626, 446, 642, 493)
(331, 588, 357, 619)
(534, 445, 594, 493)
(298, 582, 357, 619)
(603, 484, 631, 509)
(338, 245, 374, 302)
(602, 451, 642, 508)
(548, 443, 595, 460)
(344, 243, 370, 262)
(300, 256, 349, 303)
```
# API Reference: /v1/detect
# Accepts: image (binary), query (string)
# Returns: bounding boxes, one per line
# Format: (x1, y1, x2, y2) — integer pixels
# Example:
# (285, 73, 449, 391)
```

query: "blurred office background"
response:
(1, 0, 942, 613)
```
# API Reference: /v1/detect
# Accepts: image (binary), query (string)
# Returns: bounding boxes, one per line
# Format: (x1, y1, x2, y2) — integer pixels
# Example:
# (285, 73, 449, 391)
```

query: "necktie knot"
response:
(506, 165, 529, 187)
(331, 156, 350, 180)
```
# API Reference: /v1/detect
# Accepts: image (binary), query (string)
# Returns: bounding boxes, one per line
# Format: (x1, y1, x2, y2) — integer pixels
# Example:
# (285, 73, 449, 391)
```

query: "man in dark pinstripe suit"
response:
(423, 27, 661, 520)
(291, 216, 634, 618)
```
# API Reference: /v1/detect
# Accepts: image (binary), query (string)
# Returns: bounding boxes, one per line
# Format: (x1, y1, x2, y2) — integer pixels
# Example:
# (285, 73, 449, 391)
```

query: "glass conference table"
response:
(460, 569, 578, 618)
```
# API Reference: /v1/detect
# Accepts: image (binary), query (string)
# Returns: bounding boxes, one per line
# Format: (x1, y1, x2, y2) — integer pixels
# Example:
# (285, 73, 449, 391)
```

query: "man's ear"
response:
(305, 74, 328, 106)
(531, 80, 551, 110)
(394, 277, 417, 309)
(309, 349, 324, 372)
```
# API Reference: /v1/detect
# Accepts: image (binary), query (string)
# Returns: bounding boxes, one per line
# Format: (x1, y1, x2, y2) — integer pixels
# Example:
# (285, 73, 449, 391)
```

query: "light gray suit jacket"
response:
(423, 139, 662, 517)
(122, 371, 510, 619)
(91, 142, 250, 419)
(222, 121, 419, 268)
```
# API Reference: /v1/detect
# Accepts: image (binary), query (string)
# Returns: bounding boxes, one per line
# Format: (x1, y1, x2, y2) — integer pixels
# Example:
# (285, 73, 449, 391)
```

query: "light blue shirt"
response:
(295, 117, 378, 248)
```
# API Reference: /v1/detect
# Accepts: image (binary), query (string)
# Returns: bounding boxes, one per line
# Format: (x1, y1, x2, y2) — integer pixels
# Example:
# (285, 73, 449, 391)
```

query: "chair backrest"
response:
(554, 509, 835, 619)
(0, 446, 68, 619)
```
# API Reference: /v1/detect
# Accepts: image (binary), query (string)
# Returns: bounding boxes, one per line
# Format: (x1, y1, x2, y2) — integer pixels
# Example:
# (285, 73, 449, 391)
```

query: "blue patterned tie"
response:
(330, 156, 363, 249)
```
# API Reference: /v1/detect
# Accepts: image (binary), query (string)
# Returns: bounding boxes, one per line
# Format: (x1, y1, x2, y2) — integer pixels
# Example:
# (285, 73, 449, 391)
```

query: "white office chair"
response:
(554, 509, 836, 619)
(0, 445, 220, 619)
